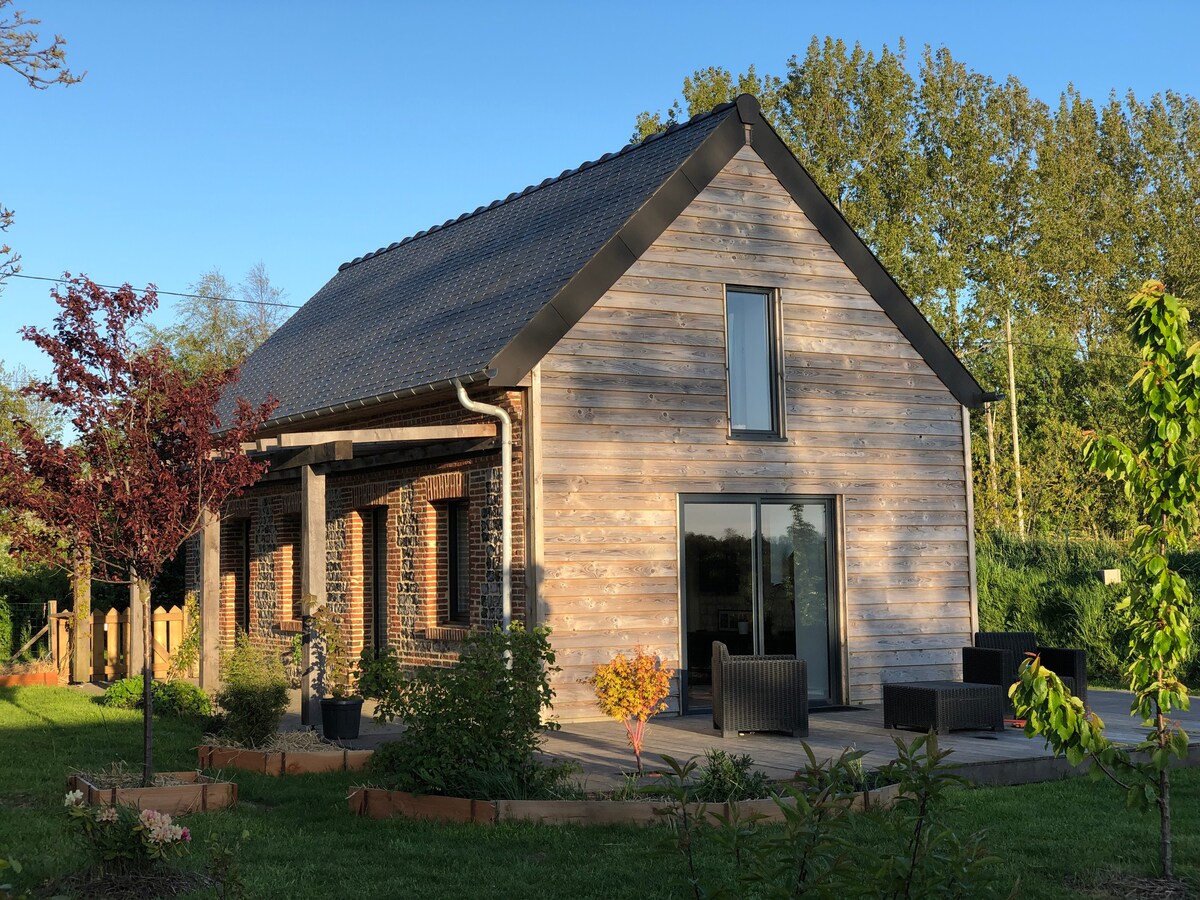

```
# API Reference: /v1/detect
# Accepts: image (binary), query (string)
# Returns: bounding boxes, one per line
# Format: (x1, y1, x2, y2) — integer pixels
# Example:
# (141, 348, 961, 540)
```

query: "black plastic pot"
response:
(320, 696, 363, 740)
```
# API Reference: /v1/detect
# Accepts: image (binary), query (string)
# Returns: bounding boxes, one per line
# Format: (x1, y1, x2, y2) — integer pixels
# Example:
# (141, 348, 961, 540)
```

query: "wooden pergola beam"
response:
(267, 440, 353, 472)
(241, 424, 496, 452)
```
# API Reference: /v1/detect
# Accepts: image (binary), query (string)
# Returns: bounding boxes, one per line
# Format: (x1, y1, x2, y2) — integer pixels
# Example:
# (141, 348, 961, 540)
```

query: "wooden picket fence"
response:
(50, 603, 195, 683)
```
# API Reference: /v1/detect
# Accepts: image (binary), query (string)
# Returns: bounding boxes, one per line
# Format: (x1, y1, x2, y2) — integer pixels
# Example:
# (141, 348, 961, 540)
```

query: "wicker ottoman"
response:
(882, 681, 1005, 734)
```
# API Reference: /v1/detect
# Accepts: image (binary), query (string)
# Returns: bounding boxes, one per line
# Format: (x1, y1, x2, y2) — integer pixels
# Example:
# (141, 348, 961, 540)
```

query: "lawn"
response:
(0, 685, 1196, 898)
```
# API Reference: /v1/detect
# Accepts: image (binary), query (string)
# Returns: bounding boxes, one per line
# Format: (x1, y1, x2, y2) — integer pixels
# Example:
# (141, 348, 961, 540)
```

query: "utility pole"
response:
(984, 402, 1000, 528)
(1005, 308, 1025, 536)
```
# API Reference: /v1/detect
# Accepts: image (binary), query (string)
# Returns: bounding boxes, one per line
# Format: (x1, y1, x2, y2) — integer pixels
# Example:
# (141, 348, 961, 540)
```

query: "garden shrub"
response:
(154, 680, 212, 718)
(366, 623, 563, 798)
(102, 677, 144, 710)
(0, 597, 12, 659)
(690, 748, 772, 802)
(978, 529, 1200, 685)
(355, 646, 402, 714)
(977, 530, 1130, 684)
(65, 789, 191, 876)
(164, 593, 200, 680)
(589, 646, 673, 774)
(214, 633, 289, 747)
(101, 677, 212, 719)
(658, 736, 1005, 899)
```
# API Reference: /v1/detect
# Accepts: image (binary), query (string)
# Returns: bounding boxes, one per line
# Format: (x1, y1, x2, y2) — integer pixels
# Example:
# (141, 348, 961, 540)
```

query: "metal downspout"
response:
(452, 378, 512, 633)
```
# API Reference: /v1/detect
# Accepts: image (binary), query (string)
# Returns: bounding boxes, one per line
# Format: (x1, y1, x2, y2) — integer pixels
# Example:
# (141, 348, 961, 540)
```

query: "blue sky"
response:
(3, 1, 1198, 376)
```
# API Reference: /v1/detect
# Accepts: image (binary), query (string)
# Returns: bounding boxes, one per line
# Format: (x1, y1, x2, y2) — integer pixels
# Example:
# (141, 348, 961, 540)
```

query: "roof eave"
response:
(252, 369, 494, 435)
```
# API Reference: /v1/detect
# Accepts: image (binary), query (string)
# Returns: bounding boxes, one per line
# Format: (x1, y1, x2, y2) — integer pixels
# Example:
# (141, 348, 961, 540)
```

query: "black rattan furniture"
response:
(712, 641, 809, 738)
(962, 631, 1088, 707)
(882, 681, 1005, 734)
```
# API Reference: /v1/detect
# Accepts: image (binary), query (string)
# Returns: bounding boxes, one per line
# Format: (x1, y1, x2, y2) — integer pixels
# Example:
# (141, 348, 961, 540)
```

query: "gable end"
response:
(745, 105, 986, 408)
(487, 110, 746, 385)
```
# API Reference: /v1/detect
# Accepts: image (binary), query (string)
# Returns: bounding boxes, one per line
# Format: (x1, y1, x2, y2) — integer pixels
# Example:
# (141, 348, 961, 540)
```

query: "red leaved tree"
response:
(0, 276, 275, 784)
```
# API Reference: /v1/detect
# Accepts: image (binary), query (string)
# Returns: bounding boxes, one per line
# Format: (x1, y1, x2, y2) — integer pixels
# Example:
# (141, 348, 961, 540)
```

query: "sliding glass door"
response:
(681, 497, 838, 711)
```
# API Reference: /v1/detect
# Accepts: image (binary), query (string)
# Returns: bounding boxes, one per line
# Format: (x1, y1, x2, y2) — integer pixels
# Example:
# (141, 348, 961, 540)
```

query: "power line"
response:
(7, 273, 303, 310)
(966, 337, 1142, 362)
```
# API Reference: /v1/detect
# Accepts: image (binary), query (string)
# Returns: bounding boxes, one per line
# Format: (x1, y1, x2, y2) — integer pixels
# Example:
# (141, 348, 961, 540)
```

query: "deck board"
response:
(535, 689, 1200, 786)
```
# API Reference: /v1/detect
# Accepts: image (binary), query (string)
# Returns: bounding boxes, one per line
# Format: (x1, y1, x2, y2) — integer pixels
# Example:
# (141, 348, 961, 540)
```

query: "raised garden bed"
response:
(67, 772, 236, 815)
(348, 781, 901, 827)
(198, 744, 372, 776)
(0, 670, 58, 688)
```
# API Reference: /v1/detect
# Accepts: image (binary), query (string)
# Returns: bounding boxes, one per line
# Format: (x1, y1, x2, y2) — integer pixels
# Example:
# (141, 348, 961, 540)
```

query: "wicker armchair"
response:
(962, 631, 1088, 707)
(711, 641, 809, 738)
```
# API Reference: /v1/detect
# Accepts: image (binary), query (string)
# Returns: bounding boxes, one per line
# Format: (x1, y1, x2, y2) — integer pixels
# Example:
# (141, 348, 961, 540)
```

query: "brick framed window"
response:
(444, 500, 471, 625)
(237, 519, 251, 633)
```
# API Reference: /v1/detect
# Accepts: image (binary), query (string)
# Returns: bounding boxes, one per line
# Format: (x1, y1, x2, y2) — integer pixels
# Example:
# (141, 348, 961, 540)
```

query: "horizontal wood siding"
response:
(538, 146, 972, 721)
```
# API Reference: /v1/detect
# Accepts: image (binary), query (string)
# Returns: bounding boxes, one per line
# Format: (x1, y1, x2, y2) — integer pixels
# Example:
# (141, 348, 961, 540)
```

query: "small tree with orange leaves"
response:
(590, 648, 674, 775)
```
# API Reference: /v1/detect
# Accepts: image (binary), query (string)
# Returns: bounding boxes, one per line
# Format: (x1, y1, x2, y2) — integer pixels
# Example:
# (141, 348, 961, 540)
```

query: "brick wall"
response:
(214, 386, 527, 674)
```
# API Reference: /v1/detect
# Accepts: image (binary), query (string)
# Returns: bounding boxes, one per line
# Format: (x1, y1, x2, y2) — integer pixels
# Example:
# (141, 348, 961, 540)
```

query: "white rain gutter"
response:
(452, 378, 511, 633)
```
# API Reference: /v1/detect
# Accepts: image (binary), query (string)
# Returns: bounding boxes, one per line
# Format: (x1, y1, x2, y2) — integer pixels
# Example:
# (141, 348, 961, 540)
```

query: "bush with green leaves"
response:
(690, 748, 772, 803)
(366, 624, 562, 797)
(165, 593, 200, 680)
(0, 598, 12, 660)
(214, 633, 289, 748)
(65, 789, 191, 876)
(154, 680, 212, 719)
(101, 677, 212, 719)
(102, 677, 145, 710)
(354, 646, 403, 715)
(657, 735, 1003, 900)
(977, 529, 1129, 683)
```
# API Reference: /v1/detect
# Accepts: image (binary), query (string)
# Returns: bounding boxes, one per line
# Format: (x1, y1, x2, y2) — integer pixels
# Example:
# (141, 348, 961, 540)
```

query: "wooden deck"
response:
(536, 689, 1200, 788)
(280, 687, 1200, 789)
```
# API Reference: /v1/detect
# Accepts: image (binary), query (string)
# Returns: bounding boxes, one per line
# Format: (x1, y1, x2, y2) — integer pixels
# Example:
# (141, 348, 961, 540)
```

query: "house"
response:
(187, 94, 989, 722)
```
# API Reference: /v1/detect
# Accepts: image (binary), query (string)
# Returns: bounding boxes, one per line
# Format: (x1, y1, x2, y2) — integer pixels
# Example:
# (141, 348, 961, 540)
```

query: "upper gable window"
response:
(725, 286, 782, 437)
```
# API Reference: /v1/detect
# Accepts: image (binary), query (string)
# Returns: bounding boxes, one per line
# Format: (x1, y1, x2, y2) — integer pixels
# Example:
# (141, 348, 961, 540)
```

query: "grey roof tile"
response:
(227, 105, 734, 425)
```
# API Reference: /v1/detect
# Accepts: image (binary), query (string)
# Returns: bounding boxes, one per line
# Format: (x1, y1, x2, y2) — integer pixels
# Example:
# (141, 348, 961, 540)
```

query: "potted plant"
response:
(310, 607, 363, 740)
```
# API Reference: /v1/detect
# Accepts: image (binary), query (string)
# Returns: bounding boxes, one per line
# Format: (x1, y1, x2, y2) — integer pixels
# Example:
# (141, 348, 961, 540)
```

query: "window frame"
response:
(237, 518, 251, 634)
(444, 500, 471, 626)
(723, 284, 786, 440)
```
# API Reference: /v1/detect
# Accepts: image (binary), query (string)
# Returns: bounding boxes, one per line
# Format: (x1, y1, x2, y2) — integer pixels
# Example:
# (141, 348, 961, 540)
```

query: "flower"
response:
(138, 808, 187, 845)
(95, 806, 119, 824)
(63, 790, 84, 807)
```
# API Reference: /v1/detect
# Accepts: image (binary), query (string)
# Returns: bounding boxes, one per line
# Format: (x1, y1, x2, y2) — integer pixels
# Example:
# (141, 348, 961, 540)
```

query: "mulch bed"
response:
(1070, 873, 1192, 899)
(201, 730, 345, 752)
(73, 766, 199, 790)
(46, 870, 214, 899)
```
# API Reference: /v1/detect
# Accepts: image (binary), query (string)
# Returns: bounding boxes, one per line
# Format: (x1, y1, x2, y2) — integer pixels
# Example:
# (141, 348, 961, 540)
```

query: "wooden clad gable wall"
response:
(537, 146, 973, 722)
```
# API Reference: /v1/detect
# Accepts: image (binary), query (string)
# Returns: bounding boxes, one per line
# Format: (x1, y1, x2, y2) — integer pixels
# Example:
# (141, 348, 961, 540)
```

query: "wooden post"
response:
(127, 579, 144, 677)
(71, 549, 92, 684)
(48, 600, 63, 683)
(300, 465, 327, 726)
(199, 512, 221, 691)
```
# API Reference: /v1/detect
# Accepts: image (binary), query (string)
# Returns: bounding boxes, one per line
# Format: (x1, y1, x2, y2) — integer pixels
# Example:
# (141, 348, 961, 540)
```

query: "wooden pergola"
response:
(195, 424, 498, 720)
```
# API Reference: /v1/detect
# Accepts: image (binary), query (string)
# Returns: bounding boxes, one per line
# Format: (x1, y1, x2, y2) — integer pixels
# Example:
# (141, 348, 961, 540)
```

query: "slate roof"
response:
(226, 103, 738, 426)
(226, 94, 987, 429)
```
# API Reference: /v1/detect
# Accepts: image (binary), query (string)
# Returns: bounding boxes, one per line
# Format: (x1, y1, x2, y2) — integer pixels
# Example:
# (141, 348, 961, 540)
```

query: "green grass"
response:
(1, 686, 1197, 897)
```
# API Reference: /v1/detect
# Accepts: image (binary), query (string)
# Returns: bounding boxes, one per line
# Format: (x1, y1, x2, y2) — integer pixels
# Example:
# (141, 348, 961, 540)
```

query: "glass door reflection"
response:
(761, 501, 831, 702)
(682, 503, 754, 711)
